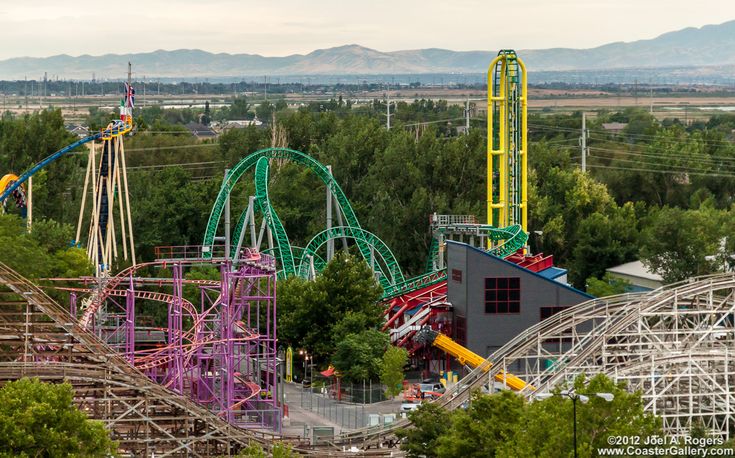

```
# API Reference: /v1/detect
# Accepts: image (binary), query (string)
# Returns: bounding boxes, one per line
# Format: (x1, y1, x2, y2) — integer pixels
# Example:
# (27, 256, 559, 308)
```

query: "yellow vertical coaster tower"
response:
(487, 50, 528, 234)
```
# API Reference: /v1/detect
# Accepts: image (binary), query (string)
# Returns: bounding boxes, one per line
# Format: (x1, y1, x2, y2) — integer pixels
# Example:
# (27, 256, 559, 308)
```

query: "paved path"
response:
(280, 382, 408, 439)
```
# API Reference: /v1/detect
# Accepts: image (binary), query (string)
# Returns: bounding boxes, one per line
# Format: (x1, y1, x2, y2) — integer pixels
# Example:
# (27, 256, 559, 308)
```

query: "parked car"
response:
(400, 402, 421, 413)
(419, 383, 445, 394)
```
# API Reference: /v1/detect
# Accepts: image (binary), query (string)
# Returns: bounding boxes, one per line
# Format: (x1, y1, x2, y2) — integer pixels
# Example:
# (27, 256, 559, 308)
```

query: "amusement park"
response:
(3, 12, 735, 456)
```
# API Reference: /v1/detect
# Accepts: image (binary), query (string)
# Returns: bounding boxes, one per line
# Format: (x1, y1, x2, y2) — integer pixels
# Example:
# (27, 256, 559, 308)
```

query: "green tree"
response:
(436, 390, 525, 458)
(237, 442, 296, 457)
(500, 374, 662, 457)
(380, 346, 408, 398)
(586, 273, 632, 297)
(396, 403, 453, 458)
(228, 96, 253, 120)
(202, 101, 211, 125)
(568, 203, 640, 286)
(255, 101, 275, 122)
(0, 215, 92, 280)
(277, 252, 383, 361)
(0, 378, 116, 457)
(639, 206, 723, 283)
(332, 329, 388, 382)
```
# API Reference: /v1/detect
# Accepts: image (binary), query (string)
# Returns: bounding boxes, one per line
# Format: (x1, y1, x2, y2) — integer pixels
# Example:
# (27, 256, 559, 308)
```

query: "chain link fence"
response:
(298, 381, 389, 429)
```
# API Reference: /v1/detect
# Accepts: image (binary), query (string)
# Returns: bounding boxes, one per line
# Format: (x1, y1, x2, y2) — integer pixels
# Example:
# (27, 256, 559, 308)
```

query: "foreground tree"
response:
(332, 329, 389, 382)
(500, 374, 662, 457)
(436, 390, 525, 458)
(380, 346, 408, 398)
(0, 378, 116, 457)
(396, 403, 453, 458)
(277, 252, 383, 361)
(397, 374, 661, 458)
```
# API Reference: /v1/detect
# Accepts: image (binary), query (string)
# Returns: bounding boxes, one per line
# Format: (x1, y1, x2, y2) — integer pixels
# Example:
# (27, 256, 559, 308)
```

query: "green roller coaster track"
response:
(203, 147, 528, 297)
(297, 226, 404, 288)
(254, 157, 296, 276)
(203, 148, 400, 285)
(203, 147, 369, 260)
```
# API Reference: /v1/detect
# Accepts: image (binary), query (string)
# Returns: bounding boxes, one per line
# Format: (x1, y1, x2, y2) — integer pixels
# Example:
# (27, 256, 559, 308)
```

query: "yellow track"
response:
(0, 173, 20, 196)
(432, 332, 530, 391)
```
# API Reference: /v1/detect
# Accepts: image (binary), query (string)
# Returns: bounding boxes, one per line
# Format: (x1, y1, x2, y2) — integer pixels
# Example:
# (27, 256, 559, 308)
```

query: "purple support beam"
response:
(70, 292, 77, 318)
(73, 252, 280, 430)
(125, 273, 135, 364)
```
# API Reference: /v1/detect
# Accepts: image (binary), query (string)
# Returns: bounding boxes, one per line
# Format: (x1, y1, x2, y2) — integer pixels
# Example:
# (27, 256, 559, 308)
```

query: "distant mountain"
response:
(2, 20, 735, 80)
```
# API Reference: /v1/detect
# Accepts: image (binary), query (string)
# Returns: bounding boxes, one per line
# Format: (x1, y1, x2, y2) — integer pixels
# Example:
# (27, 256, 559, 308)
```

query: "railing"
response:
(430, 214, 478, 227)
(299, 385, 382, 430)
(154, 245, 276, 268)
(155, 244, 227, 260)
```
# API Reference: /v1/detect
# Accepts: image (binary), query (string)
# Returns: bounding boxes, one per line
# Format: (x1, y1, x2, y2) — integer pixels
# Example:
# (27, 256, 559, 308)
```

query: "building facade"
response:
(446, 241, 593, 358)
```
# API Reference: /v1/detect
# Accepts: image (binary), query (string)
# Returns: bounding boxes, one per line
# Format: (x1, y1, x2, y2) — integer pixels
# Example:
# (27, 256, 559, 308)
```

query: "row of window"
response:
(483, 276, 567, 320)
(484, 277, 521, 313)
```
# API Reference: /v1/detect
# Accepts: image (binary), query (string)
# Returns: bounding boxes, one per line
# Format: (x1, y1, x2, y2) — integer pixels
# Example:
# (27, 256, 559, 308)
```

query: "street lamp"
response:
(534, 389, 614, 458)
(299, 350, 307, 382)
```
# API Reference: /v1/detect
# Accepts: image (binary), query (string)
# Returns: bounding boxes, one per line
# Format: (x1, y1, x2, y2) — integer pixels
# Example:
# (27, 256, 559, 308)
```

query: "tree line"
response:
(2, 103, 735, 295)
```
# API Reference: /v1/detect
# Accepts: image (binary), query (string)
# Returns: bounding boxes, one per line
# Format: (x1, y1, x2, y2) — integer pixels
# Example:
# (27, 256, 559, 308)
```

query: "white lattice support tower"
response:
(337, 275, 735, 448)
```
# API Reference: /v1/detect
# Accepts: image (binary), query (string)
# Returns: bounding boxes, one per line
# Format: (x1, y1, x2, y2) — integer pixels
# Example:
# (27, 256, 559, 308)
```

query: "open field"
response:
(3, 86, 735, 123)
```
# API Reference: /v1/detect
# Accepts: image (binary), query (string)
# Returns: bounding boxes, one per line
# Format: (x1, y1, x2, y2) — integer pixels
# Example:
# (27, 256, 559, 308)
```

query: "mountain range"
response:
(1, 20, 735, 80)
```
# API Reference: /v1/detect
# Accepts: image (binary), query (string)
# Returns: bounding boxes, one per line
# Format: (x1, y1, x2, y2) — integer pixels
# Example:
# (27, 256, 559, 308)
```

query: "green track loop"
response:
(203, 147, 527, 299)
(203, 148, 404, 288)
(254, 157, 296, 276)
(297, 226, 405, 289)
(204, 149, 366, 258)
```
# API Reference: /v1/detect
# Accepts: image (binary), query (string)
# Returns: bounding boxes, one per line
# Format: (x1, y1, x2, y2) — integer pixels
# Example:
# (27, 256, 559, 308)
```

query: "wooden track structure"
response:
(0, 262, 284, 457)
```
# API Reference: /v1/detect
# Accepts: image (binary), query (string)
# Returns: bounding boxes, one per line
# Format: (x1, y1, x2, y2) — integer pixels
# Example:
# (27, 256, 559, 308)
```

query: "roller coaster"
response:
(336, 273, 735, 447)
(1, 96, 135, 276)
(2, 49, 734, 455)
(0, 173, 27, 216)
(201, 147, 528, 296)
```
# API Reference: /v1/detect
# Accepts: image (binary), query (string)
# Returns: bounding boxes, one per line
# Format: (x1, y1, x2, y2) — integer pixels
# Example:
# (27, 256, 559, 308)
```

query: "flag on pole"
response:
(124, 82, 135, 108)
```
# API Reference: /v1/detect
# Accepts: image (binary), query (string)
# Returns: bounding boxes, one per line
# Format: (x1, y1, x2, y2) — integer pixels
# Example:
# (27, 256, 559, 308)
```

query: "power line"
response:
(126, 160, 224, 170)
(588, 146, 735, 168)
(528, 122, 735, 147)
(401, 117, 467, 128)
(125, 143, 219, 152)
(585, 163, 735, 179)
(588, 154, 720, 175)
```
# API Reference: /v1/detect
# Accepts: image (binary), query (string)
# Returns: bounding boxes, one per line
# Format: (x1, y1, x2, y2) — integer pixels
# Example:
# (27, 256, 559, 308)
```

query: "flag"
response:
(124, 82, 135, 108)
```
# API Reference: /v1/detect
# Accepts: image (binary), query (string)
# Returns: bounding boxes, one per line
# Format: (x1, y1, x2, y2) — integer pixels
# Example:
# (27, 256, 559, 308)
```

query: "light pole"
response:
(299, 350, 312, 385)
(299, 350, 307, 382)
(535, 389, 614, 458)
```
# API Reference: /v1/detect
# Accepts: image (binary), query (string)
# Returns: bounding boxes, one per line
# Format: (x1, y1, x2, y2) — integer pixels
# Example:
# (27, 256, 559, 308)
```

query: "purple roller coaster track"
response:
(60, 248, 281, 431)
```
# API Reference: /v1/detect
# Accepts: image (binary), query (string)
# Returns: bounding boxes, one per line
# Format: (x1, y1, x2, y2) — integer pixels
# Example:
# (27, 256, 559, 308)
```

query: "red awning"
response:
(320, 366, 336, 377)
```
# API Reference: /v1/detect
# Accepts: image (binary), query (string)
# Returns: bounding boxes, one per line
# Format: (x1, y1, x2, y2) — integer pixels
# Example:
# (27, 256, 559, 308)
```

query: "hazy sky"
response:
(0, 0, 732, 59)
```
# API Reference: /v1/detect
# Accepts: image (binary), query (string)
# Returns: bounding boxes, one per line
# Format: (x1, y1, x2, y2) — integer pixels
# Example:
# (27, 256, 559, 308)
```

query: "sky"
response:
(0, 0, 733, 60)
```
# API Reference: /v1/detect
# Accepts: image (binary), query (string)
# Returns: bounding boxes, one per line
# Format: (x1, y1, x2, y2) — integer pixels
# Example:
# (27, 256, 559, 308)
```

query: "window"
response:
(451, 269, 463, 283)
(484, 277, 520, 314)
(455, 316, 467, 346)
(540, 306, 569, 321)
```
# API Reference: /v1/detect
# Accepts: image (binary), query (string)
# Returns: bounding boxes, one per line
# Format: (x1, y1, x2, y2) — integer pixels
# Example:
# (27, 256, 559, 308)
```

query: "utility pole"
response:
(580, 113, 588, 172)
(386, 93, 392, 130)
(649, 86, 654, 114)
(464, 97, 470, 134)
(634, 78, 638, 106)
